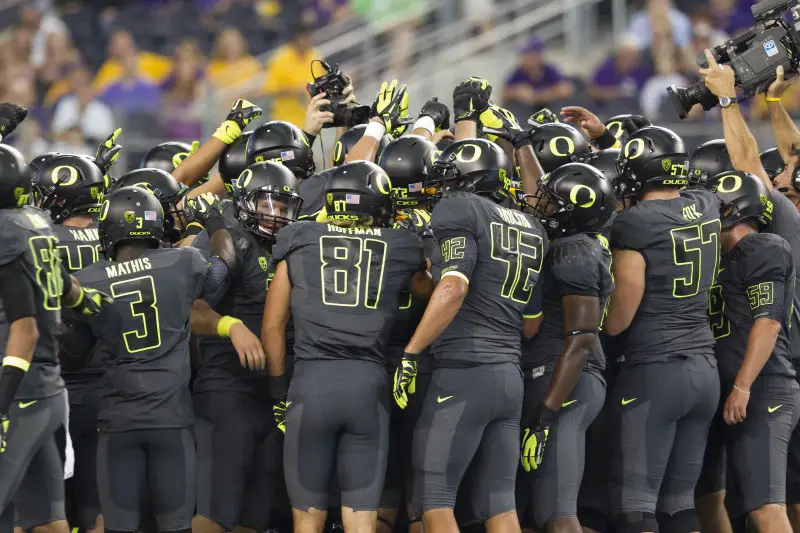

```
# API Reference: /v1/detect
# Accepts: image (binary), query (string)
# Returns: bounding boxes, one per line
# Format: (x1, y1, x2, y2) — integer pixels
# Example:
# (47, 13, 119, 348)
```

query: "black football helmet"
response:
(219, 132, 252, 193)
(706, 170, 773, 230)
(111, 168, 189, 243)
(603, 114, 652, 146)
(426, 138, 513, 204)
(760, 147, 785, 180)
(526, 163, 615, 238)
(33, 154, 107, 222)
(580, 148, 621, 183)
(233, 162, 302, 242)
(28, 152, 60, 176)
(529, 123, 591, 173)
(141, 141, 193, 173)
(378, 135, 438, 208)
(688, 139, 732, 187)
(325, 161, 394, 226)
(0, 144, 33, 209)
(247, 121, 314, 178)
(333, 124, 391, 167)
(615, 126, 688, 202)
(98, 186, 164, 259)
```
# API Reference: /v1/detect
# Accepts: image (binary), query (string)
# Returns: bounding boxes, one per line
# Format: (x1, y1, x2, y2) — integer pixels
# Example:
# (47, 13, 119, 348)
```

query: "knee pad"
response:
(657, 509, 700, 533)
(579, 506, 611, 533)
(615, 512, 659, 533)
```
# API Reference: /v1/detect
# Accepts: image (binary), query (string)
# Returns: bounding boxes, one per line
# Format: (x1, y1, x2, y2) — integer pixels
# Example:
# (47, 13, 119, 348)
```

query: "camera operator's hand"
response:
(420, 97, 451, 131)
(342, 75, 357, 105)
(560, 106, 605, 139)
(453, 77, 492, 122)
(371, 80, 412, 134)
(303, 92, 336, 136)
(699, 49, 736, 99)
(767, 65, 793, 101)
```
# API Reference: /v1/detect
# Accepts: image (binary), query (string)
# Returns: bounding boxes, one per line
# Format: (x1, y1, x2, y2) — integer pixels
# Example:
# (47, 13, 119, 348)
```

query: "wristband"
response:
(733, 384, 750, 394)
(204, 213, 226, 236)
(595, 128, 619, 150)
(766, 97, 782, 102)
(213, 120, 242, 145)
(269, 375, 289, 401)
(217, 315, 242, 338)
(0, 361, 28, 414)
(2, 356, 30, 372)
(413, 116, 436, 135)
(364, 121, 387, 140)
(302, 130, 317, 147)
(66, 287, 85, 309)
(539, 405, 558, 425)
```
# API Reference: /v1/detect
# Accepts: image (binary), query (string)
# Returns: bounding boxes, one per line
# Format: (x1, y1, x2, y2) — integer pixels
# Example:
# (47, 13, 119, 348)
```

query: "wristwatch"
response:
(719, 96, 739, 108)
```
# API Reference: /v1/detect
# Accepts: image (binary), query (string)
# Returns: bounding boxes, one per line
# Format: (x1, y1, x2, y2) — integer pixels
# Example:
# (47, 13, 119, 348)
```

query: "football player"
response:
(605, 126, 721, 533)
(688, 140, 733, 188)
(518, 163, 615, 533)
(395, 138, 547, 533)
(706, 170, 799, 532)
(262, 161, 431, 533)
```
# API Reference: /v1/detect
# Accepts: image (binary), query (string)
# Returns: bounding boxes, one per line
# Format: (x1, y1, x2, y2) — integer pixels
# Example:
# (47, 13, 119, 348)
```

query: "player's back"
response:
(430, 191, 547, 364)
(610, 188, 721, 363)
(0, 206, 64, 400)
(76, 246, 208, 431)
(272, 220, 425, 364)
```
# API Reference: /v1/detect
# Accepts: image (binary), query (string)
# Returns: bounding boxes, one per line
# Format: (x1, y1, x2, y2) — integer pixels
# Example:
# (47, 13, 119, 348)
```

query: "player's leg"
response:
(10, 393, 69, 533)
(786, 399, 800, 532)
(412, 366, 494, 533)
(726, 377, 799, 533)
(609, 362, 682, 533)
(96, 431, 146, 533)
(69, 390, 103, 533)
(238, 404, 283, 533)
(468, 362, 524, 533)
(377, 374, 403, 533)
(402, 372, 430, 533)
(283, 361, 342, 533)
(577, 397, 613, 533)
(657, 356, 720, 533)
(192, 391, 257, 533)
(694, 396, 729, 533)
(147, 428, 196, 533)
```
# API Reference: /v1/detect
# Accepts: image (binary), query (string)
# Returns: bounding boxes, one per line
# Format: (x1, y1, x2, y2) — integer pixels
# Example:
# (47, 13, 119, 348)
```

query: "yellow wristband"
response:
(217, 316, 243, 338)
(766, 97, 782, 102)
(66, 287, 85, 309)
(3, 356, 30, 372)
(212, 120, 242, 145)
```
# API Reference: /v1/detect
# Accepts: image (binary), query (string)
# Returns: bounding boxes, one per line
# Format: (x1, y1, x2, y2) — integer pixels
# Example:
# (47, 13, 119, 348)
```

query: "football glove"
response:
(453, 77, 492, 122)
(520, 406, 556, 472)
(68, 287, 113, 317)
(0, 103, 27, 139)
(393, 353, 418, 409)
(480, 105, 531, 148)
(273, 399, 290, 434)
(527, 108, 559, 126)
(420, 97, 451, 131)
(95, 128, 123, 175)
(0, 414, 7, 453)
(371, 80, 413, 135)
(214, 99, 262, 144)
(183, 192, 221, 226)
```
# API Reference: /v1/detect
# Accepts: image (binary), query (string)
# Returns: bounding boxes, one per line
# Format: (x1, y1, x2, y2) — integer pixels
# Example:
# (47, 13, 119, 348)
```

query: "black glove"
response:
(95, 128, 123, 175)
(371, 80, 413, 135)
(453, 77, 492, 122)
(0, 414, 7, 453)
(0, 103, 27, 138)
(479, 105, 531, 148)
(393, 352, 418, 409)
(527, 108, 559, 126)
(183, 192, 222, 226)
(68, 287, 113, 317)
(521, 406, 556, 472)
(420, 97, 451, 131)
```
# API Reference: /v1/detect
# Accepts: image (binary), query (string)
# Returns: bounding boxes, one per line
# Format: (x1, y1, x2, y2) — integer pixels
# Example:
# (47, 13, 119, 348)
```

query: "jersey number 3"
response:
(320, 236, 386, 308)
(110, 276, 162, 353)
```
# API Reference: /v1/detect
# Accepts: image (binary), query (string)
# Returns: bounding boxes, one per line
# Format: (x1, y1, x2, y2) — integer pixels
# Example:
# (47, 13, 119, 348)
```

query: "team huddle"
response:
(2, 60, 800, 533)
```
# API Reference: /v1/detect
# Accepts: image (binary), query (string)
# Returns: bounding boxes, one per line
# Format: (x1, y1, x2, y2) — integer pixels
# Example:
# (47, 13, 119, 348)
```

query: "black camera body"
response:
(668, 0, 800, 119)
(306, 60, 370, 129)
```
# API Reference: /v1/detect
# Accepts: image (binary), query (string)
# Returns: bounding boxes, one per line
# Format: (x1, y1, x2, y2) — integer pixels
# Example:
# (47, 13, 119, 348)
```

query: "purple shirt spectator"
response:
(100, 79, 161, 115)
(502, 36, 575, 110)
(505, 64, 565, 90)
(591, 42, 652, 98)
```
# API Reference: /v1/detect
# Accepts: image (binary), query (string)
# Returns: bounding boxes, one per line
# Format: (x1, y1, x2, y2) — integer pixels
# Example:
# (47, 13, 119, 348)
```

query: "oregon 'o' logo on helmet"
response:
(624, 138, 646, 160)
(455, 143, 482, 163)
(99, 200, 110, 221)
(569, 184, 596, 208)
(50, 165, 79, 187)
(238, 169, 253, 189)
(172, 152, 191, 169)
(716, 173, 742, 193)
(549, 136, 575, 157)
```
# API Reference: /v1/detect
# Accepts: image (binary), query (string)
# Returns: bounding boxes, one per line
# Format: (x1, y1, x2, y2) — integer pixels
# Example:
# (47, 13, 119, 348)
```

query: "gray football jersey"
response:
(767, 189, 800, 365)
(272, 220, 425, 364)
(522, 233, 613, 373)
(430, 191, 548, 365)
(0, 207, 65, 400)
(297, 169, 334, 220)
(714, 232, 795, 381)
(77, 247, 208, 432)
(610, 188, 720, 363)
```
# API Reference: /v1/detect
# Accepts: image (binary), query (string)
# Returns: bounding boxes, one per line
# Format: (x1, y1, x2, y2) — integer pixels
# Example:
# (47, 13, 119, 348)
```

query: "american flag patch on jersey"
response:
(144, 210, 157, 221)
(280, 150, 295, 161)
(345, 194, 360, 204)
(408, 182, 422, 192)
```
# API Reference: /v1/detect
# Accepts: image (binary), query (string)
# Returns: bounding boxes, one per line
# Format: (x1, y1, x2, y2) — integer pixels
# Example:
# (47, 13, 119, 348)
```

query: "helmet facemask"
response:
(239, 187, 303, 241)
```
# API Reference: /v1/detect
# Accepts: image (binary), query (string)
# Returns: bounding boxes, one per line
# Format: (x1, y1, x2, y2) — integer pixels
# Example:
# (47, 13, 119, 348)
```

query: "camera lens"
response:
(667, 83, 718, 119)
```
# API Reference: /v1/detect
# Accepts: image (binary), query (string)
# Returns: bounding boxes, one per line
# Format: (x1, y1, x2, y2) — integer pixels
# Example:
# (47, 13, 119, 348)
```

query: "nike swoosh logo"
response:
(18, 401, 37, 409)
(561, 399, 577, 407)
(437, 395, 454, 403)
(769, 404, 783, 413)
(621, 398, 637, 406)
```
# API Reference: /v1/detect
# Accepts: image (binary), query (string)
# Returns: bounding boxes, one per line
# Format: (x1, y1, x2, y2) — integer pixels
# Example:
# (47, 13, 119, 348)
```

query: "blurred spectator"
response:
(160, 40, 205, 140)
(51, 127, 94, 157)
(689, 7, 729, 46)
(20, 4, 68, 70)
(588, 37, 652, 103)
(628, 0, 692, 50)
(303, 0, 354, 26)
(94, 29, 172, 93)
(0, 25, 36, 87)
(263, 22, 319, 127)
(711, 0, 752, 36)
(501, 36, 575, 110)
(51, 67, 115, 144)
(99, 52, 162, 115)
(39, 32, 82, 106)
(207, 28, 262, 94)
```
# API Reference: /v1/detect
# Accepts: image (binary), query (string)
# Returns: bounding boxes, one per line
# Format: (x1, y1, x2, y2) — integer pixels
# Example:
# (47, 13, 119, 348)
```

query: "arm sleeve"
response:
(198, 257, 229, 308)
(741, 236, 793, 321)
(436, 231, 478, 283)
(552, 241, 602, 297)
(186, 247, 211, 301)
(610, 209, 650, 251)
(0, 258, 36, 323)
